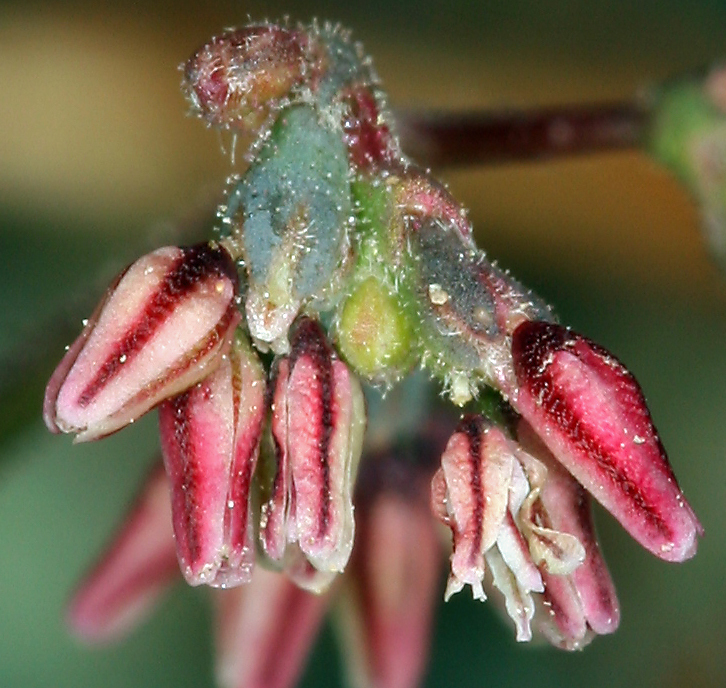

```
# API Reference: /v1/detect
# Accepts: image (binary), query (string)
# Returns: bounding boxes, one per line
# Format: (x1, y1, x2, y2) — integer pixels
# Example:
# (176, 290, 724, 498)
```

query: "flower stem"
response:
(396, 100, 648, 168)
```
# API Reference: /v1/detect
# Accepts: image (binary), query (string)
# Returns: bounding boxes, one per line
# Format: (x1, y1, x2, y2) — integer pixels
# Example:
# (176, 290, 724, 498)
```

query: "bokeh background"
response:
(1, 1, 725, 686)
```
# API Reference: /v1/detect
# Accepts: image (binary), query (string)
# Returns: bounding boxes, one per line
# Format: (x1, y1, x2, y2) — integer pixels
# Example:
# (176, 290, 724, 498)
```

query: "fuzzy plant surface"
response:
(35, 20, 712, 688)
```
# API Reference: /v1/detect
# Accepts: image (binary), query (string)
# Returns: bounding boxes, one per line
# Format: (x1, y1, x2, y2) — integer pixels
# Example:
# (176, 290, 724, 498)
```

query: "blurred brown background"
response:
(1, 1, 725, 687)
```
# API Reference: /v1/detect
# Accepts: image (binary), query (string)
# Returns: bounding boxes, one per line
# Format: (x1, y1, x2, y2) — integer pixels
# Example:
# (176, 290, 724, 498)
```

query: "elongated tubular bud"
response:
(262, 317, 366, 575)
(44, 243, 240, 442)
(511, 320, 702, 562)
(66, 465, 179, 643)
(214, 568, 330, 688)
(182, 26, 323, 132)
(431, 415, 515, 601)
(158, 331, 266, 587)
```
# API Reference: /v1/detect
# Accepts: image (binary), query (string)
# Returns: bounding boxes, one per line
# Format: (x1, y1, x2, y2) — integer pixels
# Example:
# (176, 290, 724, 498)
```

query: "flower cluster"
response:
(43, 22, 702, 688)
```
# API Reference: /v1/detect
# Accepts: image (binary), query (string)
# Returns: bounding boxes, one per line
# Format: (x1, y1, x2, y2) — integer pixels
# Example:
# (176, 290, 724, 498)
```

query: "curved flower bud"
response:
(158, 331, 266, 587)
(44, 243, 241, 442)
(66, 464, 178, 643)
(511, 320, 703, 562)
(260, 317, 366, 578)
(182, 25, 323, 133)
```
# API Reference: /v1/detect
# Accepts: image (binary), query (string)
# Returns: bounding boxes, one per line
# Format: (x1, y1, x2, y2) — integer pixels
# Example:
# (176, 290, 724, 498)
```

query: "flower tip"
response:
(511, 320, 703, 564)
(44, 244, 241, 442)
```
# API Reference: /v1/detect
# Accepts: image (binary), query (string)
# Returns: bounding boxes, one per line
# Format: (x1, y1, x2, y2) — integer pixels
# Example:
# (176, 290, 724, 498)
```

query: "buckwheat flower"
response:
(44, 243, 240, 441)
(159, 330, 266, 587)
(42, 19, 706, 688)
(260, 317, 366, 583)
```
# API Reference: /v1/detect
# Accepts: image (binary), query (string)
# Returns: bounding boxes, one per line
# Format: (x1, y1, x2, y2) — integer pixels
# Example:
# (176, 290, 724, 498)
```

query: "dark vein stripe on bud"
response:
(78, 245, 238, 407)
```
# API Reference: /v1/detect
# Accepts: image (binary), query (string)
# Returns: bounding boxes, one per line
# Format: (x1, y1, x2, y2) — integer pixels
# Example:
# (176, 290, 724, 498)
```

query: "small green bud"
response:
(336, 276, 414, 383)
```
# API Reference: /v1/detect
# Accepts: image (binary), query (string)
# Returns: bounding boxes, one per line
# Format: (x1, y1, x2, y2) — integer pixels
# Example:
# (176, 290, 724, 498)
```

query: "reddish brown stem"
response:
(396, 101, 648, 168)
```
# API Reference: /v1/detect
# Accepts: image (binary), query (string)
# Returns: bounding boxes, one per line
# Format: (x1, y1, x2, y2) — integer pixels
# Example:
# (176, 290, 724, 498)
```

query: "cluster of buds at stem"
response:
(44, 19, 702, 660)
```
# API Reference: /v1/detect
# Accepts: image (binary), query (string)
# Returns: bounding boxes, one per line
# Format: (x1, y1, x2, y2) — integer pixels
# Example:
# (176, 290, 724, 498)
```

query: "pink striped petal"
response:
(432, 415, 514, 601)
(263, 317, 366, 575)
(44, 243, 240, 442)
(339, 494, 439, 688)
(158, 331, 266, 587)
(519, 424, 621, 636)
(511, 320, 702, 562)
(66, 465, 178, 643)
(214, 568, 330, 688)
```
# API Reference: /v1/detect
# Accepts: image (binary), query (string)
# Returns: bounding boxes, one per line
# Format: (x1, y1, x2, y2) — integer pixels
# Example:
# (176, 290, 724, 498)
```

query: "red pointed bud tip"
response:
(214, 568, 330, 688)
(511, 320, 703, 563)
(338, 493, 439, 688)
(341, 85, 398, 170)
(431, 415, 515, 601)
(260, 317, 366, 579)
(66, 465, 179, 643)
(43, 243, 241, 442)
(388, 167, 474, 248)
(182, 25, 323, 132)
(158, 331, 266, 587)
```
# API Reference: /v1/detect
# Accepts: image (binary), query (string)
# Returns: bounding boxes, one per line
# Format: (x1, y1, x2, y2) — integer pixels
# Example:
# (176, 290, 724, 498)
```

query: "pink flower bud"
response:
(44, 243, 240, 442)
(158, 331, 266, 587)
(260, 317, 366, 577)
(66, 465, 178, 643)
(431, 415, 515, 601)
(511, 320, 703, 562)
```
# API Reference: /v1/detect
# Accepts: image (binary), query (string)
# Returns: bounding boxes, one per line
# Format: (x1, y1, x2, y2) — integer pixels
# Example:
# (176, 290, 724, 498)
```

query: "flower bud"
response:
(44, 243, 240, 442)
(66, 465, 178, 643)
(511, 320, 703, 562)
(182, 26, 323, 133)
(158, 331, 266, 587)
(431, 415, 515, 601)
(260, 317, 366, 577)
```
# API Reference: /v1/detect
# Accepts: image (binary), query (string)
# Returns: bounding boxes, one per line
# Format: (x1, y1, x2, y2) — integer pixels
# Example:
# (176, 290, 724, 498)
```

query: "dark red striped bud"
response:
(511, 320, 702, 562)
(260, 317, 366, 579)
(44, 243, 240, 442)
(158, 332, 266, 587)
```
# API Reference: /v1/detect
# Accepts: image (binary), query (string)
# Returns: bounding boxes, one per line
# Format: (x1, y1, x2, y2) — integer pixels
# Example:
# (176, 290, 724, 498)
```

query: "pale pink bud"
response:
(44, 243, 241, 442)
(214, 568, 330, 688)
(431, 415, 515, 601)
(66, 465, 178, 643)
(260, 317, 366, 577)
(158, 331, 266, 587)
(511, 320, 703, 562)
(517, 423, 620, 643)
(339, 493, 440, 688)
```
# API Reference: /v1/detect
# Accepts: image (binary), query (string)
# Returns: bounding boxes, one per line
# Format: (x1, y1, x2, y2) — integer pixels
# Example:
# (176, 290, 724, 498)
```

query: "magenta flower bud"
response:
(431, 415, 516, 601)
(66, 465, 178, 643)
(260, 317, 366, 577)
(158, 331, 266, 587)
(214, 568, 330, 688)
(511, 320, 703, 562)
(44, 243, 241, 442)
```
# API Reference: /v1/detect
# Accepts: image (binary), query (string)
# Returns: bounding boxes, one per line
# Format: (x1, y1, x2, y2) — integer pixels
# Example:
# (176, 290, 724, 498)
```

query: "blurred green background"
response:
(1, 1, 725, 686)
